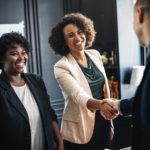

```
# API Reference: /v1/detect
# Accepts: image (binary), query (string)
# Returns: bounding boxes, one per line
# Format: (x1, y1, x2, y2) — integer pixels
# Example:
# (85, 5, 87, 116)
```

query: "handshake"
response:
(100, 98, 121, 120)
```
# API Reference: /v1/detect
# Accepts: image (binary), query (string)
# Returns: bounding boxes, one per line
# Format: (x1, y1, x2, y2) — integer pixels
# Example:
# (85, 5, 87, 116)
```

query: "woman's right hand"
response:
(99, 100, 118, 120)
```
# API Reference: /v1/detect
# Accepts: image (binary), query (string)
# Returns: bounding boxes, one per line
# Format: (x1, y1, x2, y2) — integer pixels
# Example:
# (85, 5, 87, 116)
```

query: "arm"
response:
(87, 98, 118, 117)
(52, 121, 64, 150)
(38, 76, 64, 149)
(54, 66, 117, 115)
(120, 97, 134, 116)
(49, 103, 63, 150)
(102, 97, 134, 118)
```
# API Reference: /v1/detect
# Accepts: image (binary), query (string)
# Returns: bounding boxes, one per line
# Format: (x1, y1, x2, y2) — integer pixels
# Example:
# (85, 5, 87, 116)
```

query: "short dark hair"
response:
(135, 0, 150, 12)
(0, 32, 31, 69)
(49, 13, 96, 56)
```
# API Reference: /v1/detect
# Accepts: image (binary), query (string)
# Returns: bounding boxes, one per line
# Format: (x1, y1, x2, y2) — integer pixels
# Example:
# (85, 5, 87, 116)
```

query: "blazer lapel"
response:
(85, 50, 110, 98)
(24, 75, 45, 121)
(25, 75, 39, 104)
(0, 72, 29, 122)
(67, 51, 110, 98)
(85, 51, 105, 75)
(67, 53, 92, 96)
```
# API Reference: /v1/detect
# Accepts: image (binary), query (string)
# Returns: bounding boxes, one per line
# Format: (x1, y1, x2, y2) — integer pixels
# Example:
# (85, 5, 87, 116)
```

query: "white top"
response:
(12, 84, 44, 150)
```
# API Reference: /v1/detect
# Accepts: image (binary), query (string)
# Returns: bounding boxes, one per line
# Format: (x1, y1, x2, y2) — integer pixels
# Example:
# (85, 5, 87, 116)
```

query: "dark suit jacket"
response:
(132, 58, 150, 150)
(119, 58, 150, 149)
(120, 97, 134, 116)
(0, 72, 57, 150)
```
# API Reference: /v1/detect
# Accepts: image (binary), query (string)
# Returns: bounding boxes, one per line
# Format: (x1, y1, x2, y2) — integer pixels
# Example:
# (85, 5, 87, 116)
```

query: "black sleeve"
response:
(32, 74, 58, 122)
(46, 94, 58, 122)
(120, 97, 134, 116)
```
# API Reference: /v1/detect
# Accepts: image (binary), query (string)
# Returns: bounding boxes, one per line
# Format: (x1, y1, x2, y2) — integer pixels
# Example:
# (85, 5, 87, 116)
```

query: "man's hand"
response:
(103, 98, 121, 112)
(99, 100, 119, 120)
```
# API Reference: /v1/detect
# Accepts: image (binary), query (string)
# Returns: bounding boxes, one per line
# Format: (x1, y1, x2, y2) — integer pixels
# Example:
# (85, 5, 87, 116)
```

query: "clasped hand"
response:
(100, 98, 120, 120)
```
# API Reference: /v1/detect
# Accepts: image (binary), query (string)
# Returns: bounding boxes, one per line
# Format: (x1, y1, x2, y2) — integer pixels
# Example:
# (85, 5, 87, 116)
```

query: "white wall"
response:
(117, 0, 141, 98)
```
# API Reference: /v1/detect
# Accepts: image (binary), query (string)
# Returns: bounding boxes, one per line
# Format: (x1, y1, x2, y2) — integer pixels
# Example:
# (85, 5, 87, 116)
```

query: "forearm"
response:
(120, 97, 134, 116)
(87, 98, 118, 120)
(52, 121, 63, 145)
(87, 98, 117, 114)
(86, 98, 101, 111)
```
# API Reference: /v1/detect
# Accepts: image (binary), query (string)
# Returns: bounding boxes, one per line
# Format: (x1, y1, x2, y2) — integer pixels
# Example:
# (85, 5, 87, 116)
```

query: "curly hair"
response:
(49, 13, 96, 56)
(0, 32, 31, 69)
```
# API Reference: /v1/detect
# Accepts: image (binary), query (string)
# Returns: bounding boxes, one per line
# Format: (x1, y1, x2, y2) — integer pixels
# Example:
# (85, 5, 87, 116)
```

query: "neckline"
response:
(78, 53, 90, 69)
(11, 83, 27, 88)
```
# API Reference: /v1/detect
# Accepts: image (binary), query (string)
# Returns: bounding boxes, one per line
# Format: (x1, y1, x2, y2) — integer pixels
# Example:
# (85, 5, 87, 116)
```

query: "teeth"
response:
(75, 41, 82, 46)
(15, 62, 26, 67)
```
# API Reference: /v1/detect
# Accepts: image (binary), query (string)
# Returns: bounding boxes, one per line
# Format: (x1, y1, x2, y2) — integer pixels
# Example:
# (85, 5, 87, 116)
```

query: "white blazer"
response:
(54, 49, 111, 144)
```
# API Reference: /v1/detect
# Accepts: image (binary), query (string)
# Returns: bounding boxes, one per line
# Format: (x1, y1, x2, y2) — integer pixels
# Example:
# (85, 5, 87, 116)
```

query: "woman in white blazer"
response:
(49, 13, 118, 150)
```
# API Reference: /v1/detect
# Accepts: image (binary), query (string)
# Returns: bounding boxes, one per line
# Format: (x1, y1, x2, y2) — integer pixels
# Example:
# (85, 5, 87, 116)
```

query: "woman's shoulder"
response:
(24, 73, 45, 88)
(86, 49, 100, 55)
(54, 56, 67, 66)
(54, 54, 74, 68)
(24, 73, 42, 82)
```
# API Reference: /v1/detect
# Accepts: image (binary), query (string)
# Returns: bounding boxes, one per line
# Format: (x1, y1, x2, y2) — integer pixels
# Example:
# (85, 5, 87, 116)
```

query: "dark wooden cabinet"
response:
(81, 0, 121, 99)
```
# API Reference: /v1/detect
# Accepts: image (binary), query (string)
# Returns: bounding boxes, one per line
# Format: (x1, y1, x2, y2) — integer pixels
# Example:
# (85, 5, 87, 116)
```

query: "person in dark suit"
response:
(102, 0, 150, 149)
(132, 0, 150, 149)
(102, 97, 134, 116)
(0, 32, 64, 150)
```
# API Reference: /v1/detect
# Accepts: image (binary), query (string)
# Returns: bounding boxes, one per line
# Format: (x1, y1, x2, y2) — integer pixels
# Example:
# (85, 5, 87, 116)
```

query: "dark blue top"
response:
(78, 55, 105, 99)
(78, 55, 111, 149)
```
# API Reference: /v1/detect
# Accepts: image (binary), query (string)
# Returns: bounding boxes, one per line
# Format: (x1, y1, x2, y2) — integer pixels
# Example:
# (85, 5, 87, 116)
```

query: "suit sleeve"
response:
(140, 71, 150, 132)
(120, 97, 134, 116)
(39, 76, 58, 122)
(47, 95, 58, 122)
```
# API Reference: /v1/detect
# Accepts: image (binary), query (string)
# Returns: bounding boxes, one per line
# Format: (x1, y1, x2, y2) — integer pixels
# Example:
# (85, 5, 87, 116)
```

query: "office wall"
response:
(117, 0, 141, 99)
(0, 0, 24, 23)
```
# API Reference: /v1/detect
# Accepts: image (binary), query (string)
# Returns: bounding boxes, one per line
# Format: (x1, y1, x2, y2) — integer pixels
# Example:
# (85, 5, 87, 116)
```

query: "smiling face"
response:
(63, 23, 86, 55)
(3, 44, 28, 76)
